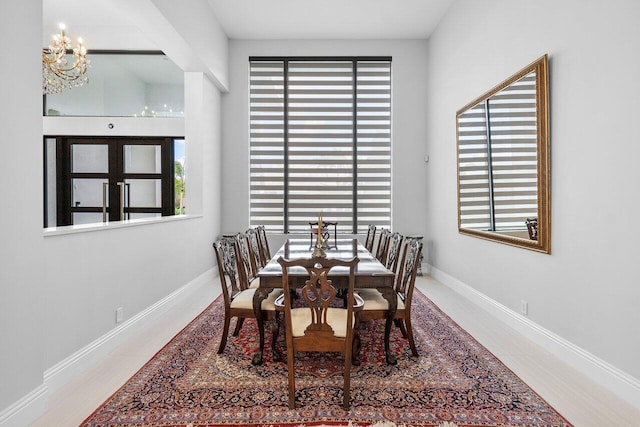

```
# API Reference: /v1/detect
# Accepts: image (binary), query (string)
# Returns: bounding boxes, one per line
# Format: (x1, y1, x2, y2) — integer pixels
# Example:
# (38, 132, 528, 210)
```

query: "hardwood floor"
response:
(31, 275, 640, 426)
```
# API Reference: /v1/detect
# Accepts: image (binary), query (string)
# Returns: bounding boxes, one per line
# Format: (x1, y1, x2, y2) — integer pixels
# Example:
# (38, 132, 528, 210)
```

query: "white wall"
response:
(222, 39, 429, 238)
(40, 73, 221, 375)
(425, 0, 640, 381)
(1, 3, 224, 422)
(0, 0, 47, 413)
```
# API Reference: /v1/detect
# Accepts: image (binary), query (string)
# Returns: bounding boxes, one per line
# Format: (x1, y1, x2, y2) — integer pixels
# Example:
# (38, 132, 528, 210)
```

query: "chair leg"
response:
(351, 331, 361, 366)
(343, 348, 352, 410)
(396, 318, 408, 338)
(217, 313, 231, 354)
(271, 315, 282, 362)
(233, 318, 245, 336)
(287, 350, 296, 409)
(404, 317, 419, 357)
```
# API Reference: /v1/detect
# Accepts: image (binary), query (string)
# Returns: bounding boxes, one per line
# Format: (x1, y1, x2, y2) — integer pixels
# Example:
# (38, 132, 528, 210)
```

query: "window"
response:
(249, 57, 391, 234)
(44, 137, 184, 227)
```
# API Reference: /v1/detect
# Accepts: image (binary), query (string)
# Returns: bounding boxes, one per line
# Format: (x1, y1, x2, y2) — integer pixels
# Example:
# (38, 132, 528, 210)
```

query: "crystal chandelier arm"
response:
(42, 24, 89, 95)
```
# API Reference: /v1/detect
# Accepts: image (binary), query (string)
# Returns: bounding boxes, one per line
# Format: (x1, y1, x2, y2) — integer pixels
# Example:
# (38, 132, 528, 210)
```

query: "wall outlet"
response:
(520, 300, 528, 316)
(116, 307, 124, 323)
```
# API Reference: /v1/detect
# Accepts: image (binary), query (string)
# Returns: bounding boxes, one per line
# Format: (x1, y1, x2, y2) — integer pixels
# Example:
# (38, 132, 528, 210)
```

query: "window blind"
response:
(458, 102, 491, 230)
(489, 72, 538, 230)
(458, 71, 538, 231)
(249, 61, 285, 232)
(356, 61, 392, 231)
(250, 58, 391, 234)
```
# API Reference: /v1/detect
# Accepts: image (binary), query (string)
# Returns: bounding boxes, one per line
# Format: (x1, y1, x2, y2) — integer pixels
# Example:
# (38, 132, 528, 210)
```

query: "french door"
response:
(55, 137, 174, 226)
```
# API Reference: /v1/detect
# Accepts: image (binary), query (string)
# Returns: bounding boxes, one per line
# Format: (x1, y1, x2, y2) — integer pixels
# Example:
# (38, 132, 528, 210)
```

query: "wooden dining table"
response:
(253, 238, 397, 365)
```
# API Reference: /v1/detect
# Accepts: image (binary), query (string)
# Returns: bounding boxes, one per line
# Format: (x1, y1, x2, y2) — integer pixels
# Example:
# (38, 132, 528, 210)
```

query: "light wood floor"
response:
(31, 275, 640, 426)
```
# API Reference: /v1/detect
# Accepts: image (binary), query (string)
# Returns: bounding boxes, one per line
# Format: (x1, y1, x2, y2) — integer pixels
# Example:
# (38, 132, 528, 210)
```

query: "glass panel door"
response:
(51, 137, 174, 226)
(121, 140, 171, 220)
(55, 139, 112, 226)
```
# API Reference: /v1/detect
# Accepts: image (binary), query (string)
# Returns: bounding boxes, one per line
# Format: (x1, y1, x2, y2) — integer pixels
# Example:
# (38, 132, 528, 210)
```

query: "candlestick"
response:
(313, 211, 326, 257)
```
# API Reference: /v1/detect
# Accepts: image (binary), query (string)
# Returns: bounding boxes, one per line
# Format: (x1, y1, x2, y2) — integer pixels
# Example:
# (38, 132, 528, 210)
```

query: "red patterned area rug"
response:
(80, 290, 572, 427)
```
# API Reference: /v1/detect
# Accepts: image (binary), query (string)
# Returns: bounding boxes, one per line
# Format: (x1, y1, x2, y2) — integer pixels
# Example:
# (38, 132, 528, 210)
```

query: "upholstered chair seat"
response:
(230, 287, 282, 310)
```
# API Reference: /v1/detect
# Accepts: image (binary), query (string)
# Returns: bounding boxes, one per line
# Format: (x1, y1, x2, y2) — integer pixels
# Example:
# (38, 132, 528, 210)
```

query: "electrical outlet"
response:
(116, 307, 124, 323)
(520, 300, 528, 316)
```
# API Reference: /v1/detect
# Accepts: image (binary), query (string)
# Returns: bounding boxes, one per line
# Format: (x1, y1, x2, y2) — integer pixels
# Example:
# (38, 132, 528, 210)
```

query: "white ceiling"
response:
(207, 0, 454, 39)
(44, 0, 454, 43)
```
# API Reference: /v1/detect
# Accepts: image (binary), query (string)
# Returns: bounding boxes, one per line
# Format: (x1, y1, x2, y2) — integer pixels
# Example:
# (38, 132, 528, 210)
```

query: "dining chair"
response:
(384, 232, 405, 273)
(374, 228, 390, 263)
(274, 255, 363, 410)
(235, 232, 261, 288)
(308, 220, 338, 249)
(375, 228, 391, 263)
(357, 238, 423, 358)
(246, 227, 266, 268)
(525, 217, 538, 241)
(212, 238, 282, 355)
(256, 225, 271, 262)
(364, 224, 377, 252)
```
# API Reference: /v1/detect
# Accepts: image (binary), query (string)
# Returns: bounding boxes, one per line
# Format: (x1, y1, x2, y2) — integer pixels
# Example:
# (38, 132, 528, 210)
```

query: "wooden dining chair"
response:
(213, 238, 282, 356)
(246, 227, 266, 268)
(374, 228, 390, 262)
(309, 220, 338, 248)
(235, 232, 261, 288)
(525, 217, 538, 241)
(256, 225, 271, 262)
(364, 224, 377, 252)
(274, 256, 363, 410)
(384, 232, 405, 273)
(357, 238, 423, 358)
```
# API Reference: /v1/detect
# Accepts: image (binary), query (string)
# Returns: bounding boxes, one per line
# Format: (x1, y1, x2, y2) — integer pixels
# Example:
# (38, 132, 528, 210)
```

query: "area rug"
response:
(80, 289, 572, 427)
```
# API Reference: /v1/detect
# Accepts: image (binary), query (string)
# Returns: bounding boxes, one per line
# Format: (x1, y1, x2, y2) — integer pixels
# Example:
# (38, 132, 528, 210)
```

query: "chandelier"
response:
(42, 24, 89, 95)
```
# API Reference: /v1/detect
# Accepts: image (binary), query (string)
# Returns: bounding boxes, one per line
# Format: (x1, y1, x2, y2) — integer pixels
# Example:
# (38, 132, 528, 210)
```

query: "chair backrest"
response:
(364, 224, 377, 252)
(385, 232, 404, 272)
(278, 256, 359, 345)
(525, 217, 538, 241)
(375, 228, 390, 262)
(213, 238, 243, 306)
(235, 232, 258, 284)
(395, 239, 423, 309)
(246, 227, 265, 268)
(256, 225, 271, 261)
(309, 220, 338, 248)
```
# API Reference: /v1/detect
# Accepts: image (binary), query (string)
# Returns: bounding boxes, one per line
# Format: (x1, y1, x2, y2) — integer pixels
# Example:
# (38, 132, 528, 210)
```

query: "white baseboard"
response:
(44, 267, 215, 392)
(429, 265, 640, 409)
(0, 385, 48, 427)
(0, 268, 215, 427)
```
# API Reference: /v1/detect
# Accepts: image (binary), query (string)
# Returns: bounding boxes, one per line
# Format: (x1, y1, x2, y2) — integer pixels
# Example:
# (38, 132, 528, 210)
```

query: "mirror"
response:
(456, 55, 550, 253)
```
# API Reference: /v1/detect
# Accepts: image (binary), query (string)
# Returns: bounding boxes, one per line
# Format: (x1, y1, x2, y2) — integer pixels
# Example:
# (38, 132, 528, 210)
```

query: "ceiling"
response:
(206, 0, 454, 39)
(44, 0, 455, 44)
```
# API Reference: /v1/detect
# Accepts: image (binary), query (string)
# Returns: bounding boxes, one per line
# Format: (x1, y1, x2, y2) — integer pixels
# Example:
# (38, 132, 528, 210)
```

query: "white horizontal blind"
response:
(489, 71, 538, 230)
(250, 61, 285, 232)
(287, 60, 354, 234)
(457, 71, 538, 231)
(458, 102, 491, 229)
(356, 61, 392, 233)
(250, 58, 391, 234)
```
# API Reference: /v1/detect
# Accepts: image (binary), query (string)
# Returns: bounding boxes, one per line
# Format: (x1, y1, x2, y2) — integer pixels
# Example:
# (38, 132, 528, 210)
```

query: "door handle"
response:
(102, 182, 108, 223)
(117, 182, 125, 220)
(125, 183, 130, 220)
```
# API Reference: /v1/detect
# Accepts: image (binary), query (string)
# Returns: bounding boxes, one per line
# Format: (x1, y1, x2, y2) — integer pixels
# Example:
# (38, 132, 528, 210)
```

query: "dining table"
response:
(253, 238, 397, 365)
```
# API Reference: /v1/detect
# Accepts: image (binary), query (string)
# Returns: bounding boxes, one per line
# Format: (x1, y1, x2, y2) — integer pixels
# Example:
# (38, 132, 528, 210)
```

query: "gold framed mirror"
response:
(456, 55, 550, 253)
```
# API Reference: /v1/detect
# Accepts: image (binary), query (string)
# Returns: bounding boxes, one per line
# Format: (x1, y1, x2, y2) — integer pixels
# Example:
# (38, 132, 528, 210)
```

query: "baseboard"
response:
(0, 384, 48, 427)
(44, 267, 216, 393)
(428, 265, 640, 409)
(0, 268, 216, 427)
